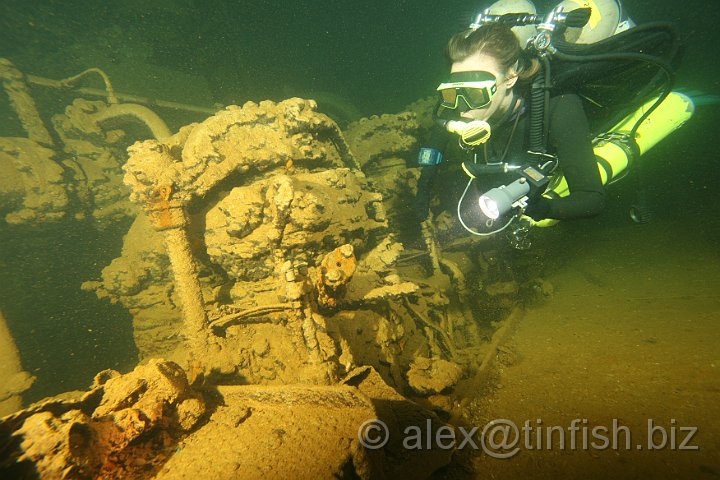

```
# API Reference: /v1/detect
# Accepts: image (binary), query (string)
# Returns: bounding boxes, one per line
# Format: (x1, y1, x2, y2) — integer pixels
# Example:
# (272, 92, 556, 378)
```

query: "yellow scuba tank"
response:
(533, 91, 695, 227)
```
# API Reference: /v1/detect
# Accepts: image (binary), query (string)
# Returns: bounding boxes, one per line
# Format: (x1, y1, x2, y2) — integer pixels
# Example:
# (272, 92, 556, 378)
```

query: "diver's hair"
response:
(447, 24, 540, 85)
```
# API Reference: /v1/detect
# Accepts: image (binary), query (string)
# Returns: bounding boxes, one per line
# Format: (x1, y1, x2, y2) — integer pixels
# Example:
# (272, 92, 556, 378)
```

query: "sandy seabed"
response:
(463, 217, 720, 479)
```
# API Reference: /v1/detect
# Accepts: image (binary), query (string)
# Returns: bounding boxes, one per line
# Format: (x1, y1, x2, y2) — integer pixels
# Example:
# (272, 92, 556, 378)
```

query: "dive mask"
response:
(436, 71, 498, 111)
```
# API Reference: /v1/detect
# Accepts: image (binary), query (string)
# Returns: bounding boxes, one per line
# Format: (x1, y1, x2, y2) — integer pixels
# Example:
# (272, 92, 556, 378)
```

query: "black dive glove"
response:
(524, 196, 552, 221)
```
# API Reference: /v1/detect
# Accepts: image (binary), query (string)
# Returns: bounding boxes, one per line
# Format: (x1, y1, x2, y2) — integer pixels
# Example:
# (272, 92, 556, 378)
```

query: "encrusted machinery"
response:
(0, 56, 534, 399)
(91, 96, 462, 390)
(0, 57, 509, 399)
(0, 59, 202, 411)
(79, 91, 527, 397)
(0, 58, 208, 227)
(0, 58, 538, 480)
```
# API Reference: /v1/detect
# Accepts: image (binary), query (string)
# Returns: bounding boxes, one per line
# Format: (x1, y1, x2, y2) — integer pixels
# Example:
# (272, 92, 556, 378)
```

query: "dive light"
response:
(479, 178, 530, 219)
(477, 164, 550, 219)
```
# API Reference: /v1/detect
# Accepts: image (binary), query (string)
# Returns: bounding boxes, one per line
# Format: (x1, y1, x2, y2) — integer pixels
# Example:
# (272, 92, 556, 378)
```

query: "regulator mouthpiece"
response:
(446, 120, 492, 146)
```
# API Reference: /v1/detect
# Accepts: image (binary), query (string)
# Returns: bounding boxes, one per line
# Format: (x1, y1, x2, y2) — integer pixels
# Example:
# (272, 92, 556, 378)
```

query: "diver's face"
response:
(451, 52, 518, 123)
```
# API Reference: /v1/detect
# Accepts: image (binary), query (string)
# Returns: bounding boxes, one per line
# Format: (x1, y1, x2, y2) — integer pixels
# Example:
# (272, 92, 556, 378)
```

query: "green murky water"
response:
(0, 1, 718, 476)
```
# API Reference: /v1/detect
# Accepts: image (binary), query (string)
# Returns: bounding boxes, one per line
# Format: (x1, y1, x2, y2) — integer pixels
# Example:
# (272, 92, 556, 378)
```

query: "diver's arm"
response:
(531, 94, 604, 220)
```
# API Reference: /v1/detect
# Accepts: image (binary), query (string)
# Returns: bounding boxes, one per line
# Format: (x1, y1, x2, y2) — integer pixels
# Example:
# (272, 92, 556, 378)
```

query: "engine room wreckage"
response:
(0, 60, 538, 478)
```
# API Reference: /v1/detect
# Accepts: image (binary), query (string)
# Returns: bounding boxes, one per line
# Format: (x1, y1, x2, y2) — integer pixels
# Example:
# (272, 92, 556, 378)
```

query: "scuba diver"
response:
(416, 0, 688, 241)
(437, 22, 604, 223)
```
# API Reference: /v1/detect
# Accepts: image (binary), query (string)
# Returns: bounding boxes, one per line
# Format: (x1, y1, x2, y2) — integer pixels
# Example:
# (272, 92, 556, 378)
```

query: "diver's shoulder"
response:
(548, 93, 587, 122)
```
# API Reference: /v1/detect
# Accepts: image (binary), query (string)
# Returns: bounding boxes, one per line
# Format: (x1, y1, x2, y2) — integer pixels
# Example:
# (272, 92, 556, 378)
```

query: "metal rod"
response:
(26, 74, 217, 115)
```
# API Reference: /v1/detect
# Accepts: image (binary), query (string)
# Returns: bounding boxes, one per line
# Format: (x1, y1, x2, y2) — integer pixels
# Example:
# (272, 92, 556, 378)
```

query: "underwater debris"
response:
(0, 51, 539, 479)
(0, 58, 53, 146)
(345, 112, 419, 171)
(105, 99, 396, 385)
(85, 97, 505, 402)
(344, 112, 422, 230)
(0, 362, 457, 480)
(0, 360, 205, 480)
(1, 87, 533, 476)
(0, 60, 182, 227)
(0, 138, 68, 224)
(316, 244, 357, 309)
(407, 356, 463, 395)
(0, 310, 35, 416)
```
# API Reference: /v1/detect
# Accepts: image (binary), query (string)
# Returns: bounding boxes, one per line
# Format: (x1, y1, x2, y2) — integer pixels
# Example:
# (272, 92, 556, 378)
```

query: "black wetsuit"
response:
(416, 93, 604, 222)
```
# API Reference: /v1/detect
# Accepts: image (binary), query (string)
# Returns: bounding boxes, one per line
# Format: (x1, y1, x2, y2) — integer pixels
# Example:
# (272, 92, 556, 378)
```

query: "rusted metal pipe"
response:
(142, 184, 208, 352)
